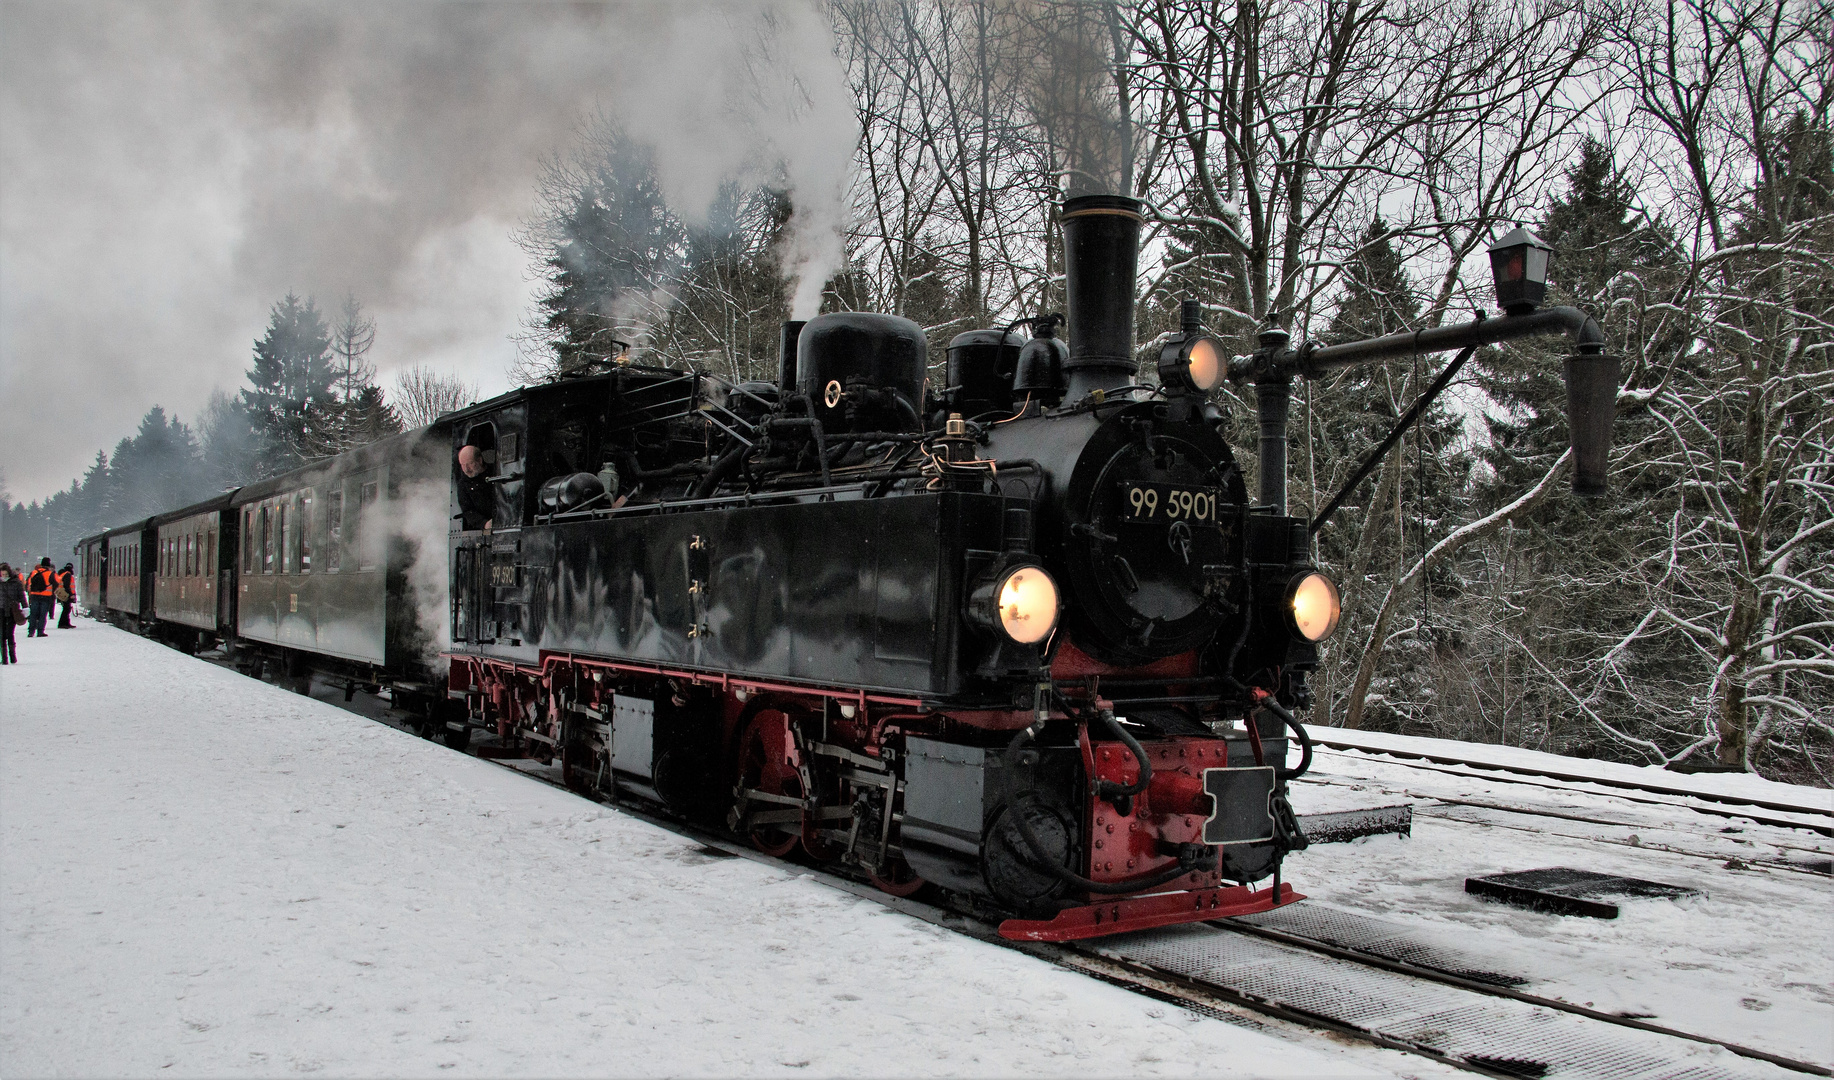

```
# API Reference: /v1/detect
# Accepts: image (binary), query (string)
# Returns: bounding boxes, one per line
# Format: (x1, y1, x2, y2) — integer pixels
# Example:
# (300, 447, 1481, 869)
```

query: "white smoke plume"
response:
(1, 1, 858, 502)
(395, 478, 453, 664)
(613, 5, 858, 319)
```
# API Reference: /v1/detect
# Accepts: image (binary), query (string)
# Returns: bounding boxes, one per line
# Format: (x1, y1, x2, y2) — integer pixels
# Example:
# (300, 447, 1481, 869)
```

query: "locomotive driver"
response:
(456, 445, 494, 533)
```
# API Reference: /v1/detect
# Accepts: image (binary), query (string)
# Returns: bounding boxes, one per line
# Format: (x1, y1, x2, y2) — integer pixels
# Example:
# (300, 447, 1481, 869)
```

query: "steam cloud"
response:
(0, 1, 857, 502)
(395, 478, 453, 664)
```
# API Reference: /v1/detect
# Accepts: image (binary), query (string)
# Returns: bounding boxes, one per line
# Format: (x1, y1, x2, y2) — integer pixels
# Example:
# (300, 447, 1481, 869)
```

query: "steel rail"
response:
(1213, 917, 1833, 1077)
(1310, 740, 1834, 836)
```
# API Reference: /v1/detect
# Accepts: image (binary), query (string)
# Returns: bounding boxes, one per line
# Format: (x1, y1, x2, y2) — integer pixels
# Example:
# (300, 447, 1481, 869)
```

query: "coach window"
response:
(325, 490, 343, 572)
(300, 490, 314, 572)
(260, 506, 274, 574)
(288, 499, 301, 573)
(357, 480, 381, 572)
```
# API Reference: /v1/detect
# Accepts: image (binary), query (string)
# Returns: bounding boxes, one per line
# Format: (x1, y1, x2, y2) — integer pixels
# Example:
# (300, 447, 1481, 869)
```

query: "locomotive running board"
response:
(998, 883, 1304, 942)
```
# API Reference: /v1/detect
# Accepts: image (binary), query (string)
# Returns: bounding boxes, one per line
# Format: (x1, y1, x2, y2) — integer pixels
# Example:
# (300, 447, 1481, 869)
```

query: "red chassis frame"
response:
(443, 649, 1302, 943)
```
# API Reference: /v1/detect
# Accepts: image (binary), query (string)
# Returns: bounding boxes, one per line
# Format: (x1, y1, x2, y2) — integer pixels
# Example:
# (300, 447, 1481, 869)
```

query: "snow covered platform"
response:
(3, 624, 1417, 1078)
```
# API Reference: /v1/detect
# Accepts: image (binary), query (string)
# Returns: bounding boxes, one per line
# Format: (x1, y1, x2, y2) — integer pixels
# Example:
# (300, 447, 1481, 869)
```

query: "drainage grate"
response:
(1239, 903, 1528, 986)
(1467, 868, 1702, 919)
(1102, 927, 1782, 1079)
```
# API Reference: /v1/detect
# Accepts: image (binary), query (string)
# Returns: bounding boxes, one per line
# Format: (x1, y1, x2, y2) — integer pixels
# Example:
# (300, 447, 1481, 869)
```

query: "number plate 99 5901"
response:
(1118, 482, 1220, 523)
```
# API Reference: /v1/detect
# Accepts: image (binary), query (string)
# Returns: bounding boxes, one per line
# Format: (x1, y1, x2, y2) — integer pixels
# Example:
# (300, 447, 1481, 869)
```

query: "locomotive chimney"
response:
(778, 320, 806, 395)
(1061, 194, 1143, 402)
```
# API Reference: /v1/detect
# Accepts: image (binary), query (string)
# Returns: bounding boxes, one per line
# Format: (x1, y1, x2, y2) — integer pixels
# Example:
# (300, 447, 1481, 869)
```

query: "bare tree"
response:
(391, 365, 479, 429)
(319, 292, 381, 454)
(1595, 0, 1834, 771)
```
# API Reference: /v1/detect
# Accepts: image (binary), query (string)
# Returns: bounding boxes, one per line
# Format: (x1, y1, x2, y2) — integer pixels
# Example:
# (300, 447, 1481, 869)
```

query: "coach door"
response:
(452, 539, 490, 645)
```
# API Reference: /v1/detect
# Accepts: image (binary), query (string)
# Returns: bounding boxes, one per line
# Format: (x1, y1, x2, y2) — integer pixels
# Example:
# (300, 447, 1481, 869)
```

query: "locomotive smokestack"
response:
(1061, 194, 1143, 401)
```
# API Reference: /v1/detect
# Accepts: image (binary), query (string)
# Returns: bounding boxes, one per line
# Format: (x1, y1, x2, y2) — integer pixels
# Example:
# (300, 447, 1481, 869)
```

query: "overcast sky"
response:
(0, 0, 852, 504)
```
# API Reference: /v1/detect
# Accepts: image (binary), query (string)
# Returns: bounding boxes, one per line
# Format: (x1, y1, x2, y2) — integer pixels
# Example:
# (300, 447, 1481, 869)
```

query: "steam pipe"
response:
(1295, 305, 1604, 373)
(778, 320, 806, 392)
(1234, 306, 1618, 502)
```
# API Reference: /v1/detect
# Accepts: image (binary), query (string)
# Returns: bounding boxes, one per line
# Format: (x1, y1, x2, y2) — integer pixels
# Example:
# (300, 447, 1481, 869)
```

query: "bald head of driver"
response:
(458, 445, 484, 478)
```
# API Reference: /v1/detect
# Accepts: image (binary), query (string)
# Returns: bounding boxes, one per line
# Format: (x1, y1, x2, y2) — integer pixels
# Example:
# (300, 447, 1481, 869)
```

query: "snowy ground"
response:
(3, 623, 1434, 1079)
(1284, 742, 1834, 1067)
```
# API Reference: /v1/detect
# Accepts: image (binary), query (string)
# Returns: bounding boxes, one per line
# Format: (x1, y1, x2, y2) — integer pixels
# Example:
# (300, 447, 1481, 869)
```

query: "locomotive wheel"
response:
(736, 711, 801, 857)
(868, 858, 925, 898)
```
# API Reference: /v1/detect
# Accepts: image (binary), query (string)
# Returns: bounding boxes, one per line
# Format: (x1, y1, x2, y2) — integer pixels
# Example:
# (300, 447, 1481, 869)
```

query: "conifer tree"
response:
(521, 129, 687, 380)
(1462, 138, 1690, 756)
(242, 293, 336, 476)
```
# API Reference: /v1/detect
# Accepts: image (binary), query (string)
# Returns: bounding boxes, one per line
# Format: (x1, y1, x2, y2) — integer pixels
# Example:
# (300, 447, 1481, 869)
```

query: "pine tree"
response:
(105, 407, 206, 522)
(523, 130, 687, 379)
(197, 389, 257, 493)
(343, 384, 404, 445)
(1463, 138, 1691, 757)
(242, 293, 336, 476)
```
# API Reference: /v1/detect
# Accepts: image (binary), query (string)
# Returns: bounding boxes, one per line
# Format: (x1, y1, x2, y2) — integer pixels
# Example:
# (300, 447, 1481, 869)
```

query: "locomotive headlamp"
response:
(1287, 572, 1341, 642)
(970, 563, 1061, 644)
(1488, 226, 1555, 315)
(1158, 334, 1226, 394)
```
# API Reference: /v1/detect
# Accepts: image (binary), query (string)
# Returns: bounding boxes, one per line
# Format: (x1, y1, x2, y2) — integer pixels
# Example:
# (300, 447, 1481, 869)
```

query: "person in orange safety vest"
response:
(56, 563, 76, 628)
(25, 558, 54, 638)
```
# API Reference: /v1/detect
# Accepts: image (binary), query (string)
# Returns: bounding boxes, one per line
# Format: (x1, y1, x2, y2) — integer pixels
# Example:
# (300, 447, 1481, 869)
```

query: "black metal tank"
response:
(946, 329, 1024, 420)
(797, 312, 928, 434)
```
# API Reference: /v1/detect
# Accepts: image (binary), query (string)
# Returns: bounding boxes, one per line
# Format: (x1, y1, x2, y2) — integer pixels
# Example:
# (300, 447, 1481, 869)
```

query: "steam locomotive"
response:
(77, 197, 1614, 942)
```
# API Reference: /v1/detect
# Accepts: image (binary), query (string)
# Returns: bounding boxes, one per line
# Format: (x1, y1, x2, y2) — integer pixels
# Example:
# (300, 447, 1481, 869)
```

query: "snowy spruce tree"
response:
(1462, 138, 1692, 759)
(241, 293, 337, 477)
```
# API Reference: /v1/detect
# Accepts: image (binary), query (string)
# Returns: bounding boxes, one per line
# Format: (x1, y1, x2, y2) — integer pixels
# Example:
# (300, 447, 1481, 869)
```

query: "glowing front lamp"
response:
(998, 566, 1060, 643)
(1287, 572, 1341, 642)
(1158, 334, 1226, 394)
(972, 564, 1061, 645)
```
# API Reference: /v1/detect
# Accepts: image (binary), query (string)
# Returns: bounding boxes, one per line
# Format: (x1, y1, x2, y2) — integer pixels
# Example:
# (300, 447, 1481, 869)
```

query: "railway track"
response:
(275, 669, 1827, 1080)
(1295, 771, 1833, 877)
(1308, 736, 1834, 838)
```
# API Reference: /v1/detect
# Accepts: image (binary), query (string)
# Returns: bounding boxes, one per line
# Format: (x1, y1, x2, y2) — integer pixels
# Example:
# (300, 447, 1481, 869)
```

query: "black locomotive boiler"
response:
(78, 197, 1614, 943)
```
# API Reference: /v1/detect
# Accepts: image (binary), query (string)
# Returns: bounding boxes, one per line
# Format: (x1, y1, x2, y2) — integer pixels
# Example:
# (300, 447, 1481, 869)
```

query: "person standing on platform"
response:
(24, 558, 55, 638)
(0, 564, 24, 664)
(55, 563, 76, 628)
